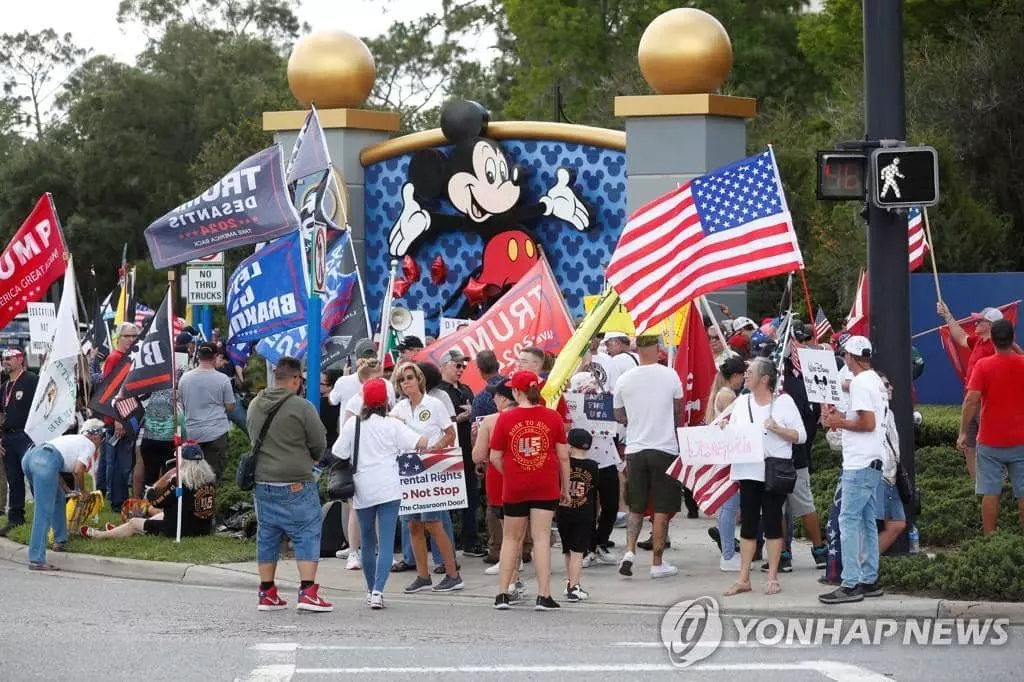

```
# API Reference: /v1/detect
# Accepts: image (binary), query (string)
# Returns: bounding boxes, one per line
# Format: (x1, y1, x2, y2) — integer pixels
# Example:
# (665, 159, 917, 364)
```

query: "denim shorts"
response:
(976, 443, 1024, 497)
(408, 510, 447, 523)
(874, 479, 906, 521)
(254, 481, 322, 563)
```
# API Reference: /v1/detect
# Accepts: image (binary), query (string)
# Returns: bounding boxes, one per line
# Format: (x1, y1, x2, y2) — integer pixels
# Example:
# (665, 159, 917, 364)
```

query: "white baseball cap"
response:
(732, 316, 757, 331)
(604, 331, 630, 342)
(843, 335, 873, 358)
(972, 307, 1003, 323)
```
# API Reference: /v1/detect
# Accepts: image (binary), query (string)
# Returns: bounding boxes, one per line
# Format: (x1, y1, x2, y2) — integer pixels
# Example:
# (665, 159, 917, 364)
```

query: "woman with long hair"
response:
(489, 371, 571, 611)
(81, 443, 216, 540)
(723, 357, 806, 596)
(333, 378, 447, 609)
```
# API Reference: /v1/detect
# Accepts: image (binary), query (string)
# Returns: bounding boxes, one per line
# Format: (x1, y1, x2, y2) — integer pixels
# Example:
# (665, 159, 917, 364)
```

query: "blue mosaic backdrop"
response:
(363, 139, 627, 335)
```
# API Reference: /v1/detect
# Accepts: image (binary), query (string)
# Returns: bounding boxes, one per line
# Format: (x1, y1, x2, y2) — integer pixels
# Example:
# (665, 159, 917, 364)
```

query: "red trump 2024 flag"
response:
(0, 194, 68, 330)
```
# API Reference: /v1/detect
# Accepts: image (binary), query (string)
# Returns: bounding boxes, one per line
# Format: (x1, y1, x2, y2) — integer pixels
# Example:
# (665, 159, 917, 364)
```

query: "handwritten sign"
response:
(440, 317, 471, 338)
(399, 449, 468, 516)
(564, 390, 618, 438)
(676, 424, 764, 465)
(797, 347, 842, 405)
(27, 302, 57, 354)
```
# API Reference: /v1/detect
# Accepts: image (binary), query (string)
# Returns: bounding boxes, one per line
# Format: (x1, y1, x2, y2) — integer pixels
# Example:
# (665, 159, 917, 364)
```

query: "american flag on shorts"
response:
(666, 452, 739, 516)
(605, 148, 804, 333)
(397, 448, 464, 478)
(814, 307, 833, 343)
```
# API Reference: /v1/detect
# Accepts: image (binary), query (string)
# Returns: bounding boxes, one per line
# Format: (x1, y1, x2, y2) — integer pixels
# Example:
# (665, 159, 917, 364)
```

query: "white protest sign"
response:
(564, 390, 618, 438)
(186, 265, 225, 305)
(440, 317, 471, 338)
(398, 448, 468, 516)
(27, 302, 57, 354)
(677, 424, 764, 466)
(797, 347, 843, 405)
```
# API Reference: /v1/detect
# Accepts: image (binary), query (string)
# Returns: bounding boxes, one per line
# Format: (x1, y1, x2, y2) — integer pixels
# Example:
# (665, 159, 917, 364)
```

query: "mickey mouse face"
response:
(447, 141, 521, 223)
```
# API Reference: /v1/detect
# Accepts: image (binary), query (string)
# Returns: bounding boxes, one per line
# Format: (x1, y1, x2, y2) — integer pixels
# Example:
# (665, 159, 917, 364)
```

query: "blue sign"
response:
(226, 232, 307, 346)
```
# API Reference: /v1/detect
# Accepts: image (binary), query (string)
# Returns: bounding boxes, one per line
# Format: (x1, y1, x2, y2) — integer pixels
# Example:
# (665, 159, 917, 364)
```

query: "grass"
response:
(9, 504, 256, 564)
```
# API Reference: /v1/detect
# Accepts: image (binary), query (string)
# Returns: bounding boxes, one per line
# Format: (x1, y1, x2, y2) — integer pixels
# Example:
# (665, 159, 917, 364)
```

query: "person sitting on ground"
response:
(81, 442, 216, 540)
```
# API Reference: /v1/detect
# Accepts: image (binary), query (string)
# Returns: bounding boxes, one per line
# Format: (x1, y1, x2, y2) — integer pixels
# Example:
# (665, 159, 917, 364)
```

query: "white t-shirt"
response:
(390, 394, 453, 443)
(342, 382, 398, 423)
(841, 369, 887, 469)
(613, 364, 683, 455)
(569, 373, 620, 469)
(48, 434, 96, 474)
(836, 364, 853, 413)
(328, 373, 362, 407)
(587, 352, 621, 393)
(727, 394, 807, 483)
(428, 388, 459, 448)
(611, 351, 640, 379)
(333, 414, 421, 509)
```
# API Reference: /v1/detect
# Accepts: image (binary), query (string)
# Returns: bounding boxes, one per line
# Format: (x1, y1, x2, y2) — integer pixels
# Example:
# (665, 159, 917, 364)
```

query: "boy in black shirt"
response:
(558, 429, 599, 602)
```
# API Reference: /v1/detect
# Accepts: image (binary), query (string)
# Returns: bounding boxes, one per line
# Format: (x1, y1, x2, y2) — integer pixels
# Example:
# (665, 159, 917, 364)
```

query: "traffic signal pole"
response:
(864, 0, 915, 545)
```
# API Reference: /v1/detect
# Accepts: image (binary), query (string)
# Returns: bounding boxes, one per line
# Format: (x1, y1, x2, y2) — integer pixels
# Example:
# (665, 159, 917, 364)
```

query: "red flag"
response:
(845, 269, 869, 337)
(938, 302, 1019, 386)
(0, 194, 68, 330)
(416, 258, 574, 393)
(668, 301, 739, 515)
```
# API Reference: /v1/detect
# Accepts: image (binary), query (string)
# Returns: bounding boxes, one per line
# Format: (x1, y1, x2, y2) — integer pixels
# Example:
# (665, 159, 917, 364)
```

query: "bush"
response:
(882, 533, 1024, 601)
(217, 428, 250, 517)
(916, 404, 961, 448)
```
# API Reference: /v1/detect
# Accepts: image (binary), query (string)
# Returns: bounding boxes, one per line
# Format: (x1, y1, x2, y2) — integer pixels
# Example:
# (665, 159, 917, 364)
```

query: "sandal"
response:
(28, 562, 60, 572)
(51, 542, 66, 552)
(723, 581, 752, 596)
(765, 579, 782, 595)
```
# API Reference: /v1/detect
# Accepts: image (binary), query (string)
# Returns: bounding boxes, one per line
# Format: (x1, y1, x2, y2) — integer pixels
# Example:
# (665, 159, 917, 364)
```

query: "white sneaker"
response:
(484, 563, 501, 575)
(335, 547, 350, 559)
(719, 555, 742, 572)
(369, 591, 385, 609)
(595, 547, 618, 565)
(581, 553, 599, 569)
(650, 563, 679, 579)
(346, 553, 362, 570)
(618, 551, 635, 577)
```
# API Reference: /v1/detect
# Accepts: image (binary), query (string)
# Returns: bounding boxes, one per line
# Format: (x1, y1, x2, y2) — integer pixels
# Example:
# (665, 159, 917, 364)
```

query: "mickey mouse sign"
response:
(387, 100, 591, 310)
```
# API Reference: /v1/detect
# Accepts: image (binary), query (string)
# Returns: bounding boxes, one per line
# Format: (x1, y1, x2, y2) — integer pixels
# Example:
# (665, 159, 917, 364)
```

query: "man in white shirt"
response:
(604, 331, 639, 378)
(819, 335, 887, 605)
(612, 334, 684, 579)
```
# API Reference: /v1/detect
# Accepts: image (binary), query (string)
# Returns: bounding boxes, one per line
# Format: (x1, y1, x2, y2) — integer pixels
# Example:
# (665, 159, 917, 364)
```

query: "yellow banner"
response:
(583, 295, 687, 345)
(542, 288, 622, 408)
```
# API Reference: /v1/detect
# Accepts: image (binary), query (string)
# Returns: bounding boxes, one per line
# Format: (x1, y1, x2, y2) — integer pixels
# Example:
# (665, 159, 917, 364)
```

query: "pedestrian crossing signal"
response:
(870, 146, 939, 209)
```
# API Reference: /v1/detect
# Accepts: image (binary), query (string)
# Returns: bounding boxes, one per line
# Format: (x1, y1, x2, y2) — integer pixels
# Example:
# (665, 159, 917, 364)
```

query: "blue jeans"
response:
(839, 465, 883, 589)
(254, 482, 322, 563)
(21, 445, 67, 565)
(402, 512, 455, 565)
(357, 500, 401, 593)
(104, 431, 135, 510)
(2, 431, 32, 525)
(717, 490, 740, 560)
(227, 398, 249, 439)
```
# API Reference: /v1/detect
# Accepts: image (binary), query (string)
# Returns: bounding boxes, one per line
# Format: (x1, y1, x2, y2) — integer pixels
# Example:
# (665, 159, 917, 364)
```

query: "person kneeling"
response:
(81, 443, 216, 539)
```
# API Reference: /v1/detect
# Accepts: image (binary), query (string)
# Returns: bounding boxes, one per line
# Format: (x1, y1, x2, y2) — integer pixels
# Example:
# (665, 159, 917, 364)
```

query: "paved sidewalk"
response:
(3, 516, 1022, 622)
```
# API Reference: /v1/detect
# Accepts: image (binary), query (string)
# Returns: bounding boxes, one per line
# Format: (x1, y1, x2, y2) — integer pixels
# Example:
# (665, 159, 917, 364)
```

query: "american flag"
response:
(606, 149, 804, 333)
(397, 448, 464, 478)
(814, 307, 833, 342)
(134, 303, 186, 335)
(908, 207, 927, 271)
(667, 455, 738, 516)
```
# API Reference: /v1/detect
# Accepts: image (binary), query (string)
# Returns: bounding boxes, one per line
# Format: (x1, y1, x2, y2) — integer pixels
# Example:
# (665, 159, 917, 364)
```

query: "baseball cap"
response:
(2, 348, 24, 359)
(175, 331, 194, 346)
(362, 378, 389, 408)
(732, 316, 757, 331)
(567, 428, 593, 451)
(382, 354, 395, 370)
(487, 377, 514, 401)
(353, 339, 377, 359)
(80, 418, 106, 436)
(508, 370, 540, 392)
(441, 349, 467, 365)
(603, 331, 630, 342)
(972, 307, 1004, 323)
(181, 442, 205, 460)
(843, 335, 873, 358)
(397, 335, 424, 351)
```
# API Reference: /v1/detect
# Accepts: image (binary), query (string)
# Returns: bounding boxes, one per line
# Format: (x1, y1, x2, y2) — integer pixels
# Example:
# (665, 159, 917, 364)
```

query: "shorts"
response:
(786, 468, 816, 517)
(556, 512, 592, 554)
(976, 443, 1024, 497)
(143, 518, 166, 536)
(254, 481, 322, 563)
(504, 499, 559, 517)
(490, 504, 504, 520)
(625, 449, 682, 514)
(874, 479, 906, 521)
(408, 510, 449, 523)
(964, 415, 980, 449)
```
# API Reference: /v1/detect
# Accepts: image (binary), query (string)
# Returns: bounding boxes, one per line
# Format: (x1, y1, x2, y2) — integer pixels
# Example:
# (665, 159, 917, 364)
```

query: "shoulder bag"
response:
(235, 394, 294, 491)
(328, 416, 360, 501)
(749, 396, 798, 495)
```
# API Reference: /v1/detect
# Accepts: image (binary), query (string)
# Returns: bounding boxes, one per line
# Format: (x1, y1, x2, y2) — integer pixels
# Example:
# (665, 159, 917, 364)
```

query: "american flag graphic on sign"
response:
(398, 449, 464, 478)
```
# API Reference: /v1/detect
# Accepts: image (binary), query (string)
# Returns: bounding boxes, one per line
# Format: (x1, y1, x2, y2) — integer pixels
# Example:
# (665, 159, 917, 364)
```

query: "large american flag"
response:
(606, 149, 803, 333)
(667, 453, 738, 516)
(397, 448, 464, 478)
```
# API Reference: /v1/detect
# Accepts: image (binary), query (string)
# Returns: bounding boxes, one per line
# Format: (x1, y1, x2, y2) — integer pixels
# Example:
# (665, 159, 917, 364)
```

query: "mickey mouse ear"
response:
(441, 99, 489, 142)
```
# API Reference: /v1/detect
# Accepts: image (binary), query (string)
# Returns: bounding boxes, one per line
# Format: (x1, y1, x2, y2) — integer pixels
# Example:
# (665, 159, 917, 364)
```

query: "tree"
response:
(117, 0, 306, 44)
(0, 30, 87, 138)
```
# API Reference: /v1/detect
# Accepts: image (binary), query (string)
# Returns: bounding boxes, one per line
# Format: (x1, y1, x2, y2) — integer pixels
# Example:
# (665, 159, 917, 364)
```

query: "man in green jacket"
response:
(247, 357, 332, 613)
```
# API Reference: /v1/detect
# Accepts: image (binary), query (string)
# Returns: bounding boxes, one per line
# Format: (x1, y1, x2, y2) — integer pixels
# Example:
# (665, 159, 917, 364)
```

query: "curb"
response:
(937, 599, 1024, 623)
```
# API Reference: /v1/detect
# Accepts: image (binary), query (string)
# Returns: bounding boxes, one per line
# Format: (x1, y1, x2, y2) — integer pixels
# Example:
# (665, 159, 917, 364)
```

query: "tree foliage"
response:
(0, 29, 87, 138)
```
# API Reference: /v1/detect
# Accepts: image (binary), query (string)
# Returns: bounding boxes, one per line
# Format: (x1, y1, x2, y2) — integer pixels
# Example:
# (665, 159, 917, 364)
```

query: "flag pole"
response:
(911, 300, 1022, 339)
(379, 259, 399, 364)
(798, 269, 816, 342)
(922, 207, 943, 303)
(168, 271, 183, 543)
(347, 234, 373, 364)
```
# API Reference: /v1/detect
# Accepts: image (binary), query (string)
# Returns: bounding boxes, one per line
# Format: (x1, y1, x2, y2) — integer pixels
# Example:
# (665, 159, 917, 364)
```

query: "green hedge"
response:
(881, 533, 1024, 601)
(916, 404, 962, 448)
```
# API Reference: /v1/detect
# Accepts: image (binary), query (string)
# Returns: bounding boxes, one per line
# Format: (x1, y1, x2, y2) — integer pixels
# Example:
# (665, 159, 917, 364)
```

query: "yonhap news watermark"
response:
(660, 597, 1011, 669)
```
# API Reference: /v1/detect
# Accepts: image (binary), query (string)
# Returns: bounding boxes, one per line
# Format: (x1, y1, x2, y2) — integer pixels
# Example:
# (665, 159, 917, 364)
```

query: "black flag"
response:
(122, 288, 174, 397)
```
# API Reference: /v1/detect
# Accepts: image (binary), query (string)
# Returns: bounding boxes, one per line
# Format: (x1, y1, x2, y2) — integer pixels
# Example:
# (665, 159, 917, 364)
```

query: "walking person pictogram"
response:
(879, 157, 904, 199)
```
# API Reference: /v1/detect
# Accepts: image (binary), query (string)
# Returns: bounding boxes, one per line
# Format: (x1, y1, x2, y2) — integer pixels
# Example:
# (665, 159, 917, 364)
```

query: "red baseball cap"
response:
(508, 370, 540, 392)
(383, 354, 395, 370)
(362, 378, 388, 408)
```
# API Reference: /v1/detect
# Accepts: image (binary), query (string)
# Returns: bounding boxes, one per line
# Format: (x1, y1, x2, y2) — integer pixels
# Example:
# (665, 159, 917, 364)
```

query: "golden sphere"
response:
(638, 8, 733, 95)
(287, 30, 376, 109)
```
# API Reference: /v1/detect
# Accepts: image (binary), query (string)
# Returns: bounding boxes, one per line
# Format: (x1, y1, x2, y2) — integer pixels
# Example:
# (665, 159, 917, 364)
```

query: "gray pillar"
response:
(615, 94, 757, 320)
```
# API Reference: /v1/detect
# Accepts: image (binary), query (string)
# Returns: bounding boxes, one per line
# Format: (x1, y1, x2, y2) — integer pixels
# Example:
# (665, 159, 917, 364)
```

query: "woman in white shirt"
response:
(723, 358, 806, 597)
(333, 378, 445, 609)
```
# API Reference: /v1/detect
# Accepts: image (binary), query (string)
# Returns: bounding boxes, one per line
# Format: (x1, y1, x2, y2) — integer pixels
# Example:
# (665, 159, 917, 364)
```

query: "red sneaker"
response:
(105, 523, 116, 531)
(79, 525, 94, 539)
(257, 585, 288, 611)
(297, 584, 333, 612)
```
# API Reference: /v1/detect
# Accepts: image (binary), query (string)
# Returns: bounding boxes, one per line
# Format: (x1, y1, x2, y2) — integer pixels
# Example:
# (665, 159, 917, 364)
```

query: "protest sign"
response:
(27, 302, 56, 354)
(797, 347, 843, 404)
(398, 449, 467, 516)
(564, 391, 618, 438)
(440, 317, 471, 338)
(677, 424, 764, 466)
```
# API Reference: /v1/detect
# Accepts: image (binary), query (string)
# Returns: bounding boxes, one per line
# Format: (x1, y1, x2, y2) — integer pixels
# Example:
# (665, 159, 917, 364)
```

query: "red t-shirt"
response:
(965, 335, 994, 383)
(489, 405, 567, 504)
(100, 349, 126, 426)
(967, 352, 1024, 447)
(485, 463, 503, 506)
(729, 334, 750, 358)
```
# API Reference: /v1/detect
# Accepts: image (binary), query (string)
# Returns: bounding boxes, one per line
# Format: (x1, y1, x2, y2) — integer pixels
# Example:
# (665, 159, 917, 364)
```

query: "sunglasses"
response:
(454, 363, 466, 370)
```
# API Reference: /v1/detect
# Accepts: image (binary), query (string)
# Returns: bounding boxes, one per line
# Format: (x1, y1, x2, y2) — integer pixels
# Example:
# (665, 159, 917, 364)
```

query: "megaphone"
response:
(390, 306, 413, 332)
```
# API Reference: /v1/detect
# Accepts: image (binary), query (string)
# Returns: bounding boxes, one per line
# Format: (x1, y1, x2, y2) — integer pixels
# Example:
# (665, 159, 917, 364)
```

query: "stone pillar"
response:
(262, 108, 400, 278)
(614, 93, 757, 315)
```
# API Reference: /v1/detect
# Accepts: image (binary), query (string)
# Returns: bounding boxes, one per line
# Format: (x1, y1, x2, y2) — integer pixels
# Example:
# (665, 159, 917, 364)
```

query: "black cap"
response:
(398, 335, 424, 351)
(486, 378, 514, 401)
(567, 428, 592, 450)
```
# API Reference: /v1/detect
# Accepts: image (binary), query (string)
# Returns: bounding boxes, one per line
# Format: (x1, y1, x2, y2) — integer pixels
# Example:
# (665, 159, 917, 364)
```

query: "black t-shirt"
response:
(146, 481, 216, 538)
(558, 458, 599, 520)
(782, 356, 820, 471)
(439, 380, 474, 464)
(320, 396, 340, 449)
(1, 370, 39, 432)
